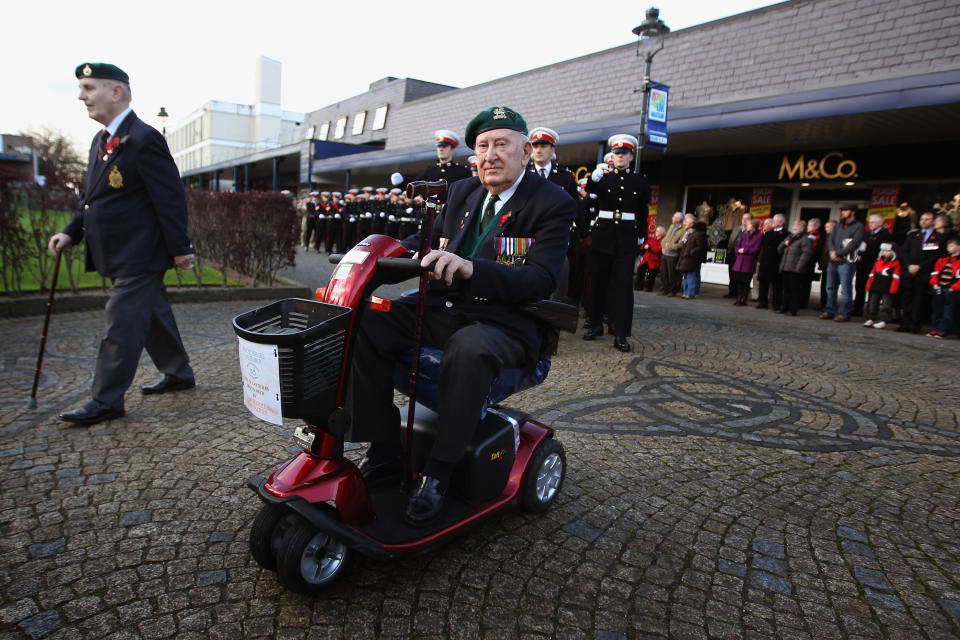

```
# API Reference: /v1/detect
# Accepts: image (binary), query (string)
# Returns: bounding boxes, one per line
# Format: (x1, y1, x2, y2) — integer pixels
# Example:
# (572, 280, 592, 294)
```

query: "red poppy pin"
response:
(105, 135, 129, 155)
(498, 212, 511, 227)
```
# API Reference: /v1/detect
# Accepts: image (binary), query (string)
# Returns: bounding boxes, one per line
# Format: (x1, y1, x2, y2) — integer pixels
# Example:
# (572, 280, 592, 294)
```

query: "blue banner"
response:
(645, 82, 669, 150)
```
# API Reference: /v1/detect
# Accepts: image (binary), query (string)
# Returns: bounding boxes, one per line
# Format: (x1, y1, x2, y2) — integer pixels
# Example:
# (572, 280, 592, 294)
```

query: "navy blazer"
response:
(401, 171, 576, 365)
(63, 111, 192, 278)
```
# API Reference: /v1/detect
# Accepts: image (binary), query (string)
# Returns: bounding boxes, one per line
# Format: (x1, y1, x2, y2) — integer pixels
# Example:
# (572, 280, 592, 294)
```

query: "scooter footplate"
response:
(353, 485, 479, 545)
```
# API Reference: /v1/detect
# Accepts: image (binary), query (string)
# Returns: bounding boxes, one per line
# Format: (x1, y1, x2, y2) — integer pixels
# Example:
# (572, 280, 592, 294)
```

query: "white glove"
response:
(390, 172, 403, 186)
(591, 164, 605, 182)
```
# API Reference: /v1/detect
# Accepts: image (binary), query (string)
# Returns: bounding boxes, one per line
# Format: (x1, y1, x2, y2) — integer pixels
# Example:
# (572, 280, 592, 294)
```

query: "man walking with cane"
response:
(48, 62, 196, 426)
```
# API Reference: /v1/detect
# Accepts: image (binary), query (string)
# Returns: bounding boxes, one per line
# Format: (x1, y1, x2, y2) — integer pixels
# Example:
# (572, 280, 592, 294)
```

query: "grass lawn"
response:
(5, 259, 240, 294)
(3, 210, 241, 294)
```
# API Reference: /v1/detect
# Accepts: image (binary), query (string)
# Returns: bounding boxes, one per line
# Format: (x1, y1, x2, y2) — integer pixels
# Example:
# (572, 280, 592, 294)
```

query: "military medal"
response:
(108, 165, 124, 189)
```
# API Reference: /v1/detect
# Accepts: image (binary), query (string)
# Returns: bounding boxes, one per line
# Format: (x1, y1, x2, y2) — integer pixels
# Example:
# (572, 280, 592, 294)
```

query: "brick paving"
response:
(2, 248, 960, 639)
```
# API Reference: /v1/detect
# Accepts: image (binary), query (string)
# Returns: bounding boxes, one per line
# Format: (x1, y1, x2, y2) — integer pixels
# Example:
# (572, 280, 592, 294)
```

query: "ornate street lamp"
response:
(632, 7, 670, 172)
(157, 106, 169, 136)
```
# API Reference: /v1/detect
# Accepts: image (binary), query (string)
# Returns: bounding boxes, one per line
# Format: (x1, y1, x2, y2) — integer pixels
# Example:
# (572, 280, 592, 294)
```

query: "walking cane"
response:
(28, 250, 62, 409)
(401, 179, 446, 487)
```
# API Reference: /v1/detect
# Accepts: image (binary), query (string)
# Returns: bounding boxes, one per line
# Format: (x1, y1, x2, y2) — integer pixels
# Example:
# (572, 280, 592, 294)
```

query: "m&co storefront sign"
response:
(778, 151, 859, 181)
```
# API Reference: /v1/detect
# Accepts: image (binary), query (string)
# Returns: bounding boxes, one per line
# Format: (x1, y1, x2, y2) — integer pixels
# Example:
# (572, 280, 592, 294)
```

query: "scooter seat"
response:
(393, 347, 551, 416)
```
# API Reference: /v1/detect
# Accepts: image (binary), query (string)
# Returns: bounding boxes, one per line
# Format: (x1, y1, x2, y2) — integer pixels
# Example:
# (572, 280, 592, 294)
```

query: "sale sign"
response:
(750, 187, 773, 222)
(868, 185, 901, 231)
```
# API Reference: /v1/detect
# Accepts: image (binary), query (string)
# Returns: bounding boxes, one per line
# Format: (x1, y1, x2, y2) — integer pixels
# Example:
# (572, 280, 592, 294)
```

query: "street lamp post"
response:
(632, 7, 670, 173)
(157, 106, 169, 136)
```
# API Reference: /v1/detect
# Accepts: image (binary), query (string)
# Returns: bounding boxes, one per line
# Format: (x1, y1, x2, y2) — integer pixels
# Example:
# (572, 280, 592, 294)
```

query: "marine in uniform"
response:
(50, 62, 195, 425)
(583, 134, 650, 352)
(527, 127, 579, 301)
(390, 129, 472, 197)
(304, 191, 320, 250)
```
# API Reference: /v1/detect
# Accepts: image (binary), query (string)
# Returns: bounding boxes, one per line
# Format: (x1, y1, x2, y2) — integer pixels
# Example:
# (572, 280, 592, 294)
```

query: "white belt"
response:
(598, 210, 636, 221)
(400, 217, 416, 223)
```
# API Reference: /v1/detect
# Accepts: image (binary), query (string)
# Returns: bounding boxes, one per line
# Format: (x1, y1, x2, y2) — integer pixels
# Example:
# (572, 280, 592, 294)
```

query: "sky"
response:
(4, 0, 783, 154)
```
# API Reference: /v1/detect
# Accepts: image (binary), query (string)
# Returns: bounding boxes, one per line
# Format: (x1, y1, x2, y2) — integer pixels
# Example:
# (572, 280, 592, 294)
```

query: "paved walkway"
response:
(2, 248, 960, 639)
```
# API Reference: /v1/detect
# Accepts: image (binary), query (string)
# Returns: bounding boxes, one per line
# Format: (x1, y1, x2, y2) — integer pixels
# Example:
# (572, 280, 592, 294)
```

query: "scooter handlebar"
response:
(376, 257, 423, 275)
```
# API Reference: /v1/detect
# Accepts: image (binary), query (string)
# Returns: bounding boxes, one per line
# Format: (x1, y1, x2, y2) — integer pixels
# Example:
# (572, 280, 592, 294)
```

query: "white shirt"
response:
(533, 161, 552, 178)
(482, 171, 525, 218)
(104, 107, 132, 137)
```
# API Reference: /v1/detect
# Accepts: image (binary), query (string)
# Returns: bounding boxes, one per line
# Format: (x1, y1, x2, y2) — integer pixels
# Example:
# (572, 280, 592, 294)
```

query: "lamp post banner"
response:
(646, 82, 669, 150)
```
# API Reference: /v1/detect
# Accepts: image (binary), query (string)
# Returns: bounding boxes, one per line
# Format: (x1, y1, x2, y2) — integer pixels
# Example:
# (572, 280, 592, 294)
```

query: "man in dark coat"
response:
(756, 214, 788, 310)
(897, 211, 945, 333)
(349, 106, 576, 525)
(582, 134, 650, 352)
(49, 62, 195, 426)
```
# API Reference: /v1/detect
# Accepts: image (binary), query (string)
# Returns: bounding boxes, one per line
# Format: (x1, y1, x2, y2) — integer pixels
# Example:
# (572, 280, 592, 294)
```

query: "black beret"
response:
(464, 106, 527, 148)
(75, 62, 129, 83)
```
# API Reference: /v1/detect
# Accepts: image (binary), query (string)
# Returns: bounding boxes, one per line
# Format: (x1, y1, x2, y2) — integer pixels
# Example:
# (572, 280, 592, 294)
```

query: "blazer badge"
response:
(108, 165, 124, 189)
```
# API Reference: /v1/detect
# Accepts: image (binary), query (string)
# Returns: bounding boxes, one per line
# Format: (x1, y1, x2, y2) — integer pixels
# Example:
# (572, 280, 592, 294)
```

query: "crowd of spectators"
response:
(630, 206, 959, 338)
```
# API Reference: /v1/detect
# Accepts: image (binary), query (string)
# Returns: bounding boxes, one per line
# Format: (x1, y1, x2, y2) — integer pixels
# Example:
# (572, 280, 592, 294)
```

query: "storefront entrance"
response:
(793, 200, 867, 226)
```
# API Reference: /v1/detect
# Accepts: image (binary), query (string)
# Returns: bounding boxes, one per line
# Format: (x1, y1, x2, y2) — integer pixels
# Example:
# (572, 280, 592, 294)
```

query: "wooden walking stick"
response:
(28, 250, 62, 409)
(401, 179, 446, 487)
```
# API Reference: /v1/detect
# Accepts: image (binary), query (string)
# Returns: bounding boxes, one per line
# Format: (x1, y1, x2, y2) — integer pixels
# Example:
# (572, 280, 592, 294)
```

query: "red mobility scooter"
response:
(232, 182, 574, 594)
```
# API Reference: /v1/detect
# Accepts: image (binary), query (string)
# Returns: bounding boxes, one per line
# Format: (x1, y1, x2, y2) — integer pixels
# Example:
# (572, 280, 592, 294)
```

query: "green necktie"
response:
(481, 194, 499, 229)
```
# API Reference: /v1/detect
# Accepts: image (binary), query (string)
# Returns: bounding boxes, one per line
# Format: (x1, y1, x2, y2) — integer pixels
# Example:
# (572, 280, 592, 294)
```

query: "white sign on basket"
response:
(238, 337, 283, 425)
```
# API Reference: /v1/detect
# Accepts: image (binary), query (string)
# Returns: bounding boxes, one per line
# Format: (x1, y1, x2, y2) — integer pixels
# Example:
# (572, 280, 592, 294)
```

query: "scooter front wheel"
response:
(276, 517, 351, 593)
(249, 503, 298, 571)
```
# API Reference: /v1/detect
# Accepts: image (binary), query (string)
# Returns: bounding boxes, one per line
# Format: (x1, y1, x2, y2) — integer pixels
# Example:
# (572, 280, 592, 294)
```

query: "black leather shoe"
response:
(405, 475, 445, 525)
(582, 325, 604, 341)
(358, 456, 403, 487)
(141, 375, 196, 395)
(60, 401, 124, 426)
(613, 336, 631, 352)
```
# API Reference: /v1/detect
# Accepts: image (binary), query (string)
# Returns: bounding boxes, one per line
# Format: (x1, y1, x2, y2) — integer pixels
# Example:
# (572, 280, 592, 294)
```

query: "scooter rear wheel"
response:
(521, 438, 566, 513)
(249, 503, 298, 572)
(276, 517, 351, 593)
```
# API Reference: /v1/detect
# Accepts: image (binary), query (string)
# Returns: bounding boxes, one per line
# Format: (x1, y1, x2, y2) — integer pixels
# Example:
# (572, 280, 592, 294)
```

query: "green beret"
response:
(464, 106, 527, 148)
(75, 62, 129, 84)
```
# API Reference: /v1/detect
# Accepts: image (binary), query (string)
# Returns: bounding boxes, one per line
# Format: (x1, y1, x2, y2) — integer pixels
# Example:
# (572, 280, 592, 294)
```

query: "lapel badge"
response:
(108, 165, 124, 189)
(82, 64, 92, 77)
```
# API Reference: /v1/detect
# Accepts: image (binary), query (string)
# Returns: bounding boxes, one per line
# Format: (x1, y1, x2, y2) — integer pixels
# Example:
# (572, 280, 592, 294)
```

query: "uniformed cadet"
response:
(357, 186, 376, 241)
(527, 127, 578, 200)
(371, 187, 388, 235)
(326, 191, 346, 254)
(303, 191, 320, 248)
(583, 134, 650, 352)
(468, 155, 478, 177)
(390, 129, 472, 196)
(315, 192, 331, 252)
(383, 189, 400, 238)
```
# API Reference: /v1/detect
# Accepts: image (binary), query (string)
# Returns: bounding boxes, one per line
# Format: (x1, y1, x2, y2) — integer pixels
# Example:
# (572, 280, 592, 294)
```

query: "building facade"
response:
(179, 0, 960, 243)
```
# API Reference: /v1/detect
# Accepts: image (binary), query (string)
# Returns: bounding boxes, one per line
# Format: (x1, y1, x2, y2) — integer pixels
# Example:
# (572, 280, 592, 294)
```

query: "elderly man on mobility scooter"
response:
(350, 106, 578, 525)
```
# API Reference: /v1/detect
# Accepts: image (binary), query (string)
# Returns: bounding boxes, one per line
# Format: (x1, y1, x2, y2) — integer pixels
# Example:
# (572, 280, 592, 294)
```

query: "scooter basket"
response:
(232, 298, 352, 419)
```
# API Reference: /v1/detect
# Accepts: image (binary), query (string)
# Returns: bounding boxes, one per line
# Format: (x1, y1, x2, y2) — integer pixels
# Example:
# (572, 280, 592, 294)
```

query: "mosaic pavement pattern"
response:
(1, 273, 959, 639)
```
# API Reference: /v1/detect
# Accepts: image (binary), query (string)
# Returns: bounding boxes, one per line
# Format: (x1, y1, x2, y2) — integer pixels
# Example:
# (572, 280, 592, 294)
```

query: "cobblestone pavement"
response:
(2, 248, 960, 639)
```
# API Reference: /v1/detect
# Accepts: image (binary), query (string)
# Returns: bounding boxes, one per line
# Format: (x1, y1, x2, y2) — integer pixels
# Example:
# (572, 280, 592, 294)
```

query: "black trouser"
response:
(867, 292, 894, 323)
(348, 303, 524, 463)
(93, 272, 193, 410)
(660, 254, 680, 293)
(900, 270, 931, 331)
(853, 261, 871, 316)
(757, 264, 782, 309)
(635, 265, 659, 291)
(780, 271, 806, 315)
(304, 217, 317, 248)
(587, 247, 636, 337)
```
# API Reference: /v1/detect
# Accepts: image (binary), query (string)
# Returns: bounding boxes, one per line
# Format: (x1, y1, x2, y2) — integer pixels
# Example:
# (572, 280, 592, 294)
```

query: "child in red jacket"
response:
(864, 242, 901, 329)
(928, 235, 960, 338)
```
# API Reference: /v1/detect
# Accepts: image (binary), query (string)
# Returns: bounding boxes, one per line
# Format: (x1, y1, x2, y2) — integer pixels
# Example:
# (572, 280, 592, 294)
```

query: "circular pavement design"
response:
(540, 357, 960, 457)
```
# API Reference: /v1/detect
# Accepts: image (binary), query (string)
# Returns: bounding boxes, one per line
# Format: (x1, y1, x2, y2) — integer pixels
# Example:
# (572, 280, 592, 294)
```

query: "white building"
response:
(167, 56, 305, 179)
